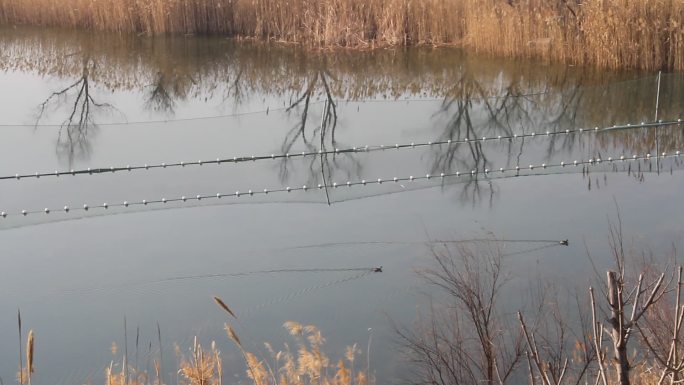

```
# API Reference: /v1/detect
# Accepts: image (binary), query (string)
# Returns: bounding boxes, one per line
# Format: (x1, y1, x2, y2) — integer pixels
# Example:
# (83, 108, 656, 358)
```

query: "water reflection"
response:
(145, 72, 178, 115)
(2, 26, 681, 149)
(3, 27, 684, 385)
(280, 68, 344, 186)
(0, 25, 683, 212)
(33, 57, 122, 165)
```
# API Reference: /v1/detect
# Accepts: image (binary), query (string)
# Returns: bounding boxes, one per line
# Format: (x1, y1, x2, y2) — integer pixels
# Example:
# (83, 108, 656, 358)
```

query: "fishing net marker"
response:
(1, 119, 681, 182)
(2, 150, 681, 219)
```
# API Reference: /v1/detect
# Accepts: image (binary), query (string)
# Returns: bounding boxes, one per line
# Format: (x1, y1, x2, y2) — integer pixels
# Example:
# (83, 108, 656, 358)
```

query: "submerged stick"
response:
(157, 322, 162, 385)
(319, 99, 332, 206)
(17, 309, 23, 385)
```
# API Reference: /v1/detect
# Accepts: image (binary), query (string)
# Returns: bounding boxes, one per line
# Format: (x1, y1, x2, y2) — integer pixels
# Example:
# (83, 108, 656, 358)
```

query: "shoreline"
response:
(1, 0, 683, 71)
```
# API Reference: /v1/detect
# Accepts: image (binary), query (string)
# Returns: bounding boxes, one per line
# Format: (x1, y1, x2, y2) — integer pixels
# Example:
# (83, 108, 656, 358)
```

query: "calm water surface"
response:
(1, 26, 684, 384)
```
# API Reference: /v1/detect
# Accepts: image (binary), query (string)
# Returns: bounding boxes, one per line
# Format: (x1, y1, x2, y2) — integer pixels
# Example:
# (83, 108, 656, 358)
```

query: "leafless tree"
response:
(638, 265, 684, 384)
(586, 216, 670, 385)
(397, 241, 525, 385)
(517, 292, 597, 385)
(402, 213, 684, 385)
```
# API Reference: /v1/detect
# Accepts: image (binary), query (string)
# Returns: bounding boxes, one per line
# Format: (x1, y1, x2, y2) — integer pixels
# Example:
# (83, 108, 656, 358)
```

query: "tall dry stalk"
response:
(17, 310, 23, 385)
(26, 330, 34, 385)
(15, 315, 35, 385)
(213, 296, 370, 385)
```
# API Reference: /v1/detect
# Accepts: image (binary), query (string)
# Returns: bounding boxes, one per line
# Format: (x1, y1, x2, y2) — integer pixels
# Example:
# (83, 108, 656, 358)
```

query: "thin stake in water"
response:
(17, 309, 23, 385)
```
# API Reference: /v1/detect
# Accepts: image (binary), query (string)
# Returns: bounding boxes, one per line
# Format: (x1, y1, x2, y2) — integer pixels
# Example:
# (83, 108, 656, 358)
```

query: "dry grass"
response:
(222, 320, 369, 385)
(0, 0, 683, 70)
(95, 300, 370, 385)
(102, 322, 369, 385)
(463, 0, 684, 71)
(0, 0, 462, 47)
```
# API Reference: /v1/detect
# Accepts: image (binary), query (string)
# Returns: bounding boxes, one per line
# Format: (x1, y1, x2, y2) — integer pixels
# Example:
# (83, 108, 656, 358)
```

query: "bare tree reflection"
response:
(278, 67, 362, 188)
(7, 28, 679, 205)
(281, 70, 337, 154)
(429, 70, 584, 206)
(144, 72, 177, 115)
(35, 57, 119, 166)
(542, 84, 583, 157)
(271, 64, 600, 207)
(144, 68, 198, 116)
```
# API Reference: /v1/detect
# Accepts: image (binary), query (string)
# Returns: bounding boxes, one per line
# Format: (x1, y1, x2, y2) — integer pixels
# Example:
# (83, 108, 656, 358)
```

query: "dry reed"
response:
(114, 320, 369, 385)
(0, 0, 682, 70)
(26, 330, 34, 385)
(15, 329, 34, 385)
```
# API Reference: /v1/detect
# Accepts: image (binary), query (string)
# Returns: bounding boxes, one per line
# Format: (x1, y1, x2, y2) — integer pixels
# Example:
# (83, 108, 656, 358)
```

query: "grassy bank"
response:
(0, 0, 683, 71)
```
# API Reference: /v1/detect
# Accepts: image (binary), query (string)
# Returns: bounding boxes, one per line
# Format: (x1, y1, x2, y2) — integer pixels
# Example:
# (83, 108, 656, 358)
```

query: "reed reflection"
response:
(1, 26, 681, 204)
(145, 72, 178, 115)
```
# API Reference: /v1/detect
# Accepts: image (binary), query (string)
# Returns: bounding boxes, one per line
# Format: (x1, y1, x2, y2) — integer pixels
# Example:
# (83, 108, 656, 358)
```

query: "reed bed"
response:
(108, 298, 371, 385)
(463, 0, 684, 71)
(0, 0, 683, 71)
(106, 321, 370, 385)
(0, 0, 463, 47)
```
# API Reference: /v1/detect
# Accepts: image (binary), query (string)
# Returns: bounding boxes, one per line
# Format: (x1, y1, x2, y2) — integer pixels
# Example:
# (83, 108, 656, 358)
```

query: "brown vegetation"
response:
(399, 225, 684, 385)
(100, 320, 369, 385)
(2, 27, 682, 128)
(13, 300, 370, 385)
(9, 226, 684, 385)
(0, 0, 683, 71)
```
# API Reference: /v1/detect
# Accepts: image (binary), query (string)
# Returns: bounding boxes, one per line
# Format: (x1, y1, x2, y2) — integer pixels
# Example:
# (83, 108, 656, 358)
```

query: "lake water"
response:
(0, 26, 683, 384)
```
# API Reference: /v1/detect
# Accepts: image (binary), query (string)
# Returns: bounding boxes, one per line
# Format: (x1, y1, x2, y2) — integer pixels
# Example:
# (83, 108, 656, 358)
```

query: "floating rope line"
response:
(240, 242, 566, 318)
(6, 72, 672, 129)
(327, 160, 681, 205)
(431, 241, 567, 257)
(170, 269, 379, 344)
(0, 166, 676, 230)
(0, 165, 640, 230)
(0, 102, 323, 128)
(500, 243, 566, 257)
(2, 89, 554, 128)
(59, 267, 382, 296)
(346, 90, 549, 105)
(240, 270, 375, 318)
(2, 119, 681, 182)
(286, 239, 568, 249)
(2, 150, 681, 219)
